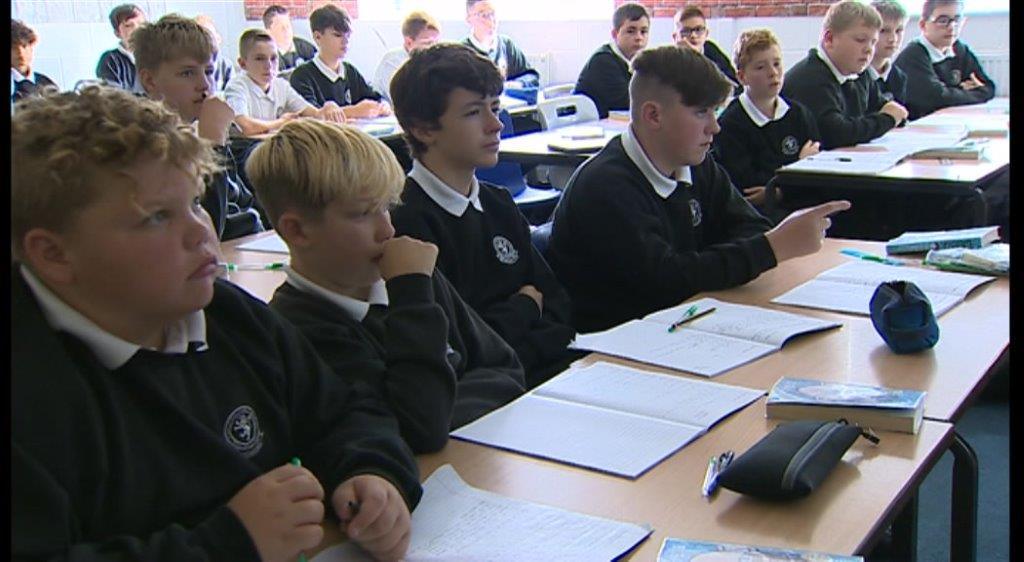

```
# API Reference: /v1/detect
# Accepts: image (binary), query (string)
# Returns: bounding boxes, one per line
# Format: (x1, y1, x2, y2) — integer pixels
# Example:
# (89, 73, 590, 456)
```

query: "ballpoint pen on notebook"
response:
(218, 262, 287, 271)
(840, 248, 904, 266)
(667, 304, 717, 332)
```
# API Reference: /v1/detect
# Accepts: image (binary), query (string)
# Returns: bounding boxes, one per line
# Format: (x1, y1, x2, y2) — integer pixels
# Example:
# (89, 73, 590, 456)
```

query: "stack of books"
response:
(885, 226, 1000, 254)
(925, 243, 1009, 276)
(766, 377, 926, 434)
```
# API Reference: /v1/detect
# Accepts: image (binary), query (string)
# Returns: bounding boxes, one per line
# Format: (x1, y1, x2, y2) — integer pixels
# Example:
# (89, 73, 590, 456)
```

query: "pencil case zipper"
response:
(780, 421, 846, 492)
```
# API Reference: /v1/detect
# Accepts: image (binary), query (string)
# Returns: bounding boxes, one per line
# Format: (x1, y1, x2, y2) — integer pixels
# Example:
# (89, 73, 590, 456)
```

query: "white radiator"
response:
(976, 52, 1010, 96)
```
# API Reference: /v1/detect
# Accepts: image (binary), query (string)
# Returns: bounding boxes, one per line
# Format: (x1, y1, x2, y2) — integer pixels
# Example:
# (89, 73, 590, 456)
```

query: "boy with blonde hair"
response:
(373, 11, 442, 102)
(713, 28, 820, 211)
(225, 29, 345, 136)
(782, 0, 908, 149)
(12, 87, 420, 562)
(868, 0, 910, 105)
(134, 14, 264, 240)
(247, 120, 525, 454)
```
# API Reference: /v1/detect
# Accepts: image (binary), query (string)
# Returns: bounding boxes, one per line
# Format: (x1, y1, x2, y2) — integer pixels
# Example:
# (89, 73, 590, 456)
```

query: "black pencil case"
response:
(717, 419, 877, 500)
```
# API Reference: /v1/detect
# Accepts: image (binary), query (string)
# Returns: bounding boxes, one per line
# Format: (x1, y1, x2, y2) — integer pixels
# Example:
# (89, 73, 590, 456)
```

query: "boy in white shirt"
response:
(224, 29, 345, 136)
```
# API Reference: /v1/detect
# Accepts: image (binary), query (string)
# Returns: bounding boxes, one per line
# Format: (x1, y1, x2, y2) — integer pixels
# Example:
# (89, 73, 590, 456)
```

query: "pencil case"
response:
(869, 280, 940, 354)
(717, 419, 876, 500)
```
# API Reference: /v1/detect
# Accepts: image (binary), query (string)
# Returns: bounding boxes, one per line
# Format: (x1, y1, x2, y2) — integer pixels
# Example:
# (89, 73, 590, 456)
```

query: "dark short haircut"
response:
(12, 19, 37, 47)
(922, 0, 963, 21)
(262, 5, 289, 28)
(614, 2, 650, 30)
(676, 5, 706, 24)
(309, 4, 352, 35)
(391, 43, 503, 158)
(631, 45, 732, 109)
(871, 0, 908, 21)
(109, 4, 143, 32)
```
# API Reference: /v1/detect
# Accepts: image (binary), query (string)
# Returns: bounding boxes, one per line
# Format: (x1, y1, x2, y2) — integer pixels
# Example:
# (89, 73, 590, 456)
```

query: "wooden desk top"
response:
(499, 118, 628, 166)
(310, 401, 952, 560)
(580, 238, 1009, 423)
(223, 234, 1008, 423)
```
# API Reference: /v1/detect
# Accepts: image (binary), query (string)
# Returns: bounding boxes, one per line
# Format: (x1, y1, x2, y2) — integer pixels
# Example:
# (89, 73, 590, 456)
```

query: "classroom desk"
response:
(307, 400, 953, 561)
(498, 117, 628, 167)
(223, 233, 1001, 560)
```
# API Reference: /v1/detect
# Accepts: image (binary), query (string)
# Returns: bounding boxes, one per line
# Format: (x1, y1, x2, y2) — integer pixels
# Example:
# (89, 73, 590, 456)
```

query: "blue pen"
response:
(841, 248, 903, 266)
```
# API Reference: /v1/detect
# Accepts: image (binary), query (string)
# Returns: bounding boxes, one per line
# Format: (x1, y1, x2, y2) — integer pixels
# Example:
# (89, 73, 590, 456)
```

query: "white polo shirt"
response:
(223, 73, 313, 120)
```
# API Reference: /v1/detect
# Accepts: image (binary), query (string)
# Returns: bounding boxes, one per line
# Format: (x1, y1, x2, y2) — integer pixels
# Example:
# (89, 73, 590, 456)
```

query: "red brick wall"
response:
(616, 1, 841, 19)
(243, 1, 358, 21)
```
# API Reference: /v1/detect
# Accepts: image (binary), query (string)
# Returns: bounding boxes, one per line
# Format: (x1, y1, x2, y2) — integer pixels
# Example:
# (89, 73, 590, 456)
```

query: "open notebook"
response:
(313, 464, 652, 562)
(569, 297, 840, 377)
(451, 361, 763, 478)
(771, 259, 995, 316)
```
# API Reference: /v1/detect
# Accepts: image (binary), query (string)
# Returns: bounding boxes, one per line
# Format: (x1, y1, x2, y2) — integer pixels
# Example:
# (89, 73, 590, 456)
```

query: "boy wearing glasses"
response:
(289, 4, 390, 119)
(672, 6, 741, 96)
(894, 0, 994, 120)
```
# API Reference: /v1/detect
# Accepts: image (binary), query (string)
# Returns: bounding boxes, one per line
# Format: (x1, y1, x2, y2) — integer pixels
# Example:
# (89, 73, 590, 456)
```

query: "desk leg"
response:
(950, 431, 979, 562)
(890, 493, 918, 562)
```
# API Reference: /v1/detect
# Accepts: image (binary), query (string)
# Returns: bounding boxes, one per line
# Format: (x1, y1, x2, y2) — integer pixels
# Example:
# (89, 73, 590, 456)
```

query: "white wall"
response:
(17, 1, 1009, 95)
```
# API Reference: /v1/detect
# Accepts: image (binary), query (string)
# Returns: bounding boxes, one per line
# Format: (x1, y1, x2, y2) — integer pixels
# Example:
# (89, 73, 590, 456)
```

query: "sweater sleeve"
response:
(959, 43, 996, 102)
(347, 65, 383, 103)
(503, 38, 539, 85)
(897, 43, 993, 120)
(95, 51, 127, 89)
(793, 77, 896, 149)
(263, 295, 423, 514)
(289, 66, 324, 108)
(574, 53, 630, 119)
(712, 114, 767, 190)
(13, 443, 260, 562)
(569, 167, 776, 302)
(433, 271, 526, 428)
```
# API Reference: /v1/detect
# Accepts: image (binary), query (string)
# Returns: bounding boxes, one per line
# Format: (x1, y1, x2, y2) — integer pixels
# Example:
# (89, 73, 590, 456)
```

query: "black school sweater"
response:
(391, 178, 576, 385)
(203, 144, 265, 241)
(574, 43, 631, 119)
(12, 72, 57, 103)
(269, 271, 525, 454)
(289, 60, 382, 108)
(703, 40, 743, 96)
(461, 35, 540, 86)
(712, 95, 820, 190)
(546, 135, 776, 333)
(12, 271, 421, 562)
(894, 39, 995, 120)
(874, 63, 908, 105)
(95, 48, 139, 92)
(279, 37, 318, 72)
(782, 49, 896, 149)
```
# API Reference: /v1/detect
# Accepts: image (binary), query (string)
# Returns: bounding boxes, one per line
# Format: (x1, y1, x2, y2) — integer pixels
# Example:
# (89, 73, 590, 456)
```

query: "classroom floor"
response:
(867, 362, 1010, 562)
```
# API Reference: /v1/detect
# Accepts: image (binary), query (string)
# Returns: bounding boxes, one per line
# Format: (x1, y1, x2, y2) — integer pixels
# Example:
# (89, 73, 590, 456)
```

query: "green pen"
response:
(667, 304, 716, 332)
(289, 458, 308, 562)
(219, 262, 286, 272)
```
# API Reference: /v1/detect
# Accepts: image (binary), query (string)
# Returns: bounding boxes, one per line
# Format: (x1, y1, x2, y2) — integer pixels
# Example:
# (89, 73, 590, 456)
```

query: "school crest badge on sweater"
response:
(224, 405, 264, 457)
(689, 199, 703, 227)
(781, 135, 800, 156)
(493, 235, 519, 264)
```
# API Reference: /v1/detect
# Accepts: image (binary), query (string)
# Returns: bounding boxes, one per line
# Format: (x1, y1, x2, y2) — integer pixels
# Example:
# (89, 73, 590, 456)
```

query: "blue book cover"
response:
(767, 378, 925, 411)
(658, 538, 863, 561)
(885, 226, 999, 254)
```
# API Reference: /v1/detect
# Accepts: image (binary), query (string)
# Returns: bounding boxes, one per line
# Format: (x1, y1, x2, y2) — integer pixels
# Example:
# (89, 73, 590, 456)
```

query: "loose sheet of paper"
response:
(451, 362, 762, 477)
(780, 151, 904, 175)
(771, 260, 995, 316)
(235, 232, 289, 254)
(312, 464, 652, 562)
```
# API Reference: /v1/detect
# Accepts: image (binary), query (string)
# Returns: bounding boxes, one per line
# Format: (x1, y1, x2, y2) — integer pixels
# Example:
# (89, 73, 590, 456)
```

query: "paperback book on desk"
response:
(658, 538, 863, 562)
(569, 297, 841, 377)
(766, 377, 925, 434)
(885, 226, 1000, 254)
(451, 361, 763, 478)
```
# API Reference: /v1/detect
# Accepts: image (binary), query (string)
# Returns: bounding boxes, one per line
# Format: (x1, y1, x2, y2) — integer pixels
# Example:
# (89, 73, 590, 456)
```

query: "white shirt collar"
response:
(313, 55, 346, 82)
(20, 265, 208, 370)
(468, 33, 498, 54)
(621, 125, 692, 199)
(738, 91, 790, 127)
(117, 43, 135, 64)
(408, 159, 484, 216)
(814, 47, 859, 84)
(241, 72, 272, 98)
(11, 68, 27, 82)
(608, 41, 632, 66)
(284, 266, 388, 321)
(917, 36, 956, 63)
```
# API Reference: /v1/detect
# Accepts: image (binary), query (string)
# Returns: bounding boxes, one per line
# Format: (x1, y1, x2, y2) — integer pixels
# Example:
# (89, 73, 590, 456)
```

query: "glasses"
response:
(471, 10, 497, 20)
(680, 26, 707, 37)
(929, 15, 964, 27)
